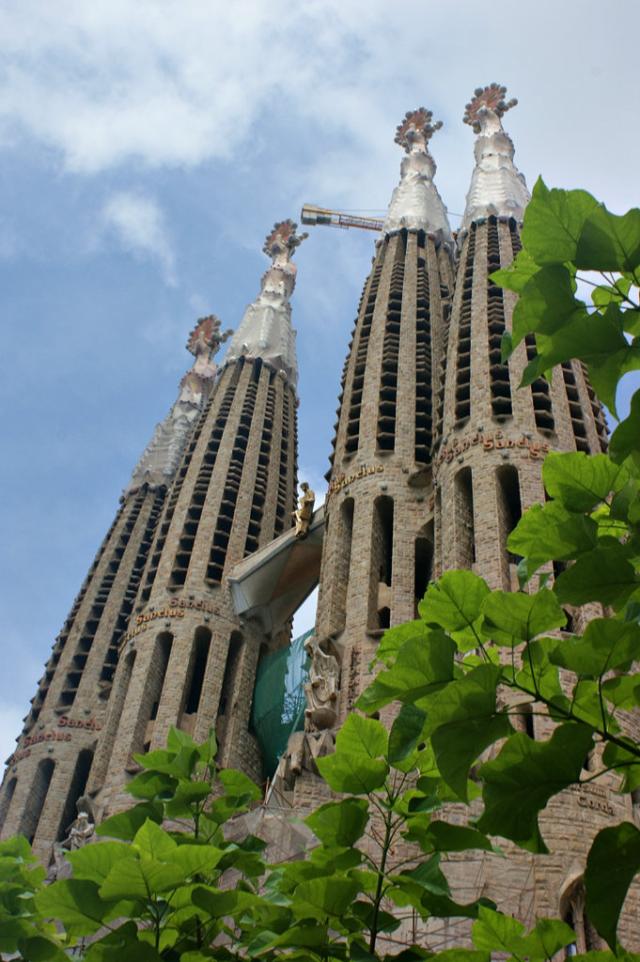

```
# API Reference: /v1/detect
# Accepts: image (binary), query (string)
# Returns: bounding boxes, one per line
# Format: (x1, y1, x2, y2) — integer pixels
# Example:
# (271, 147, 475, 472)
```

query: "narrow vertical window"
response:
(454, 226, 476, 427)
(415, 237, 433, 463)
(454, 467, 475, 568)
(184, 627, 212, 716)
(370, 496, 394, 629)
(0, 777, 17, 833)
(19, 759, 55, 844)
(331, 498, 354, 634)
(496, 464, 522, 584)
(56, 749, 94, 842)
(346, 256, 384, 455)
(414, 521, 434, 612)
(487, 217, 512, 422)
(218, 632, 244, 717)
(377, 234, 405, 452)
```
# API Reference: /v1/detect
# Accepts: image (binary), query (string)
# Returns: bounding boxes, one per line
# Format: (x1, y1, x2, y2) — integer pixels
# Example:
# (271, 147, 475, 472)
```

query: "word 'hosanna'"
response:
(0, 84, 628, 950)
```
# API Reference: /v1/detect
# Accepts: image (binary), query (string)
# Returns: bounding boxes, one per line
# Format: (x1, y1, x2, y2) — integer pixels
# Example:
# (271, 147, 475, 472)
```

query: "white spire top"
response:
(461, 83, 530, 233)
(126, 315, 232, 496)
(383, 108, 452, 241)
(225, 220, 306, 387)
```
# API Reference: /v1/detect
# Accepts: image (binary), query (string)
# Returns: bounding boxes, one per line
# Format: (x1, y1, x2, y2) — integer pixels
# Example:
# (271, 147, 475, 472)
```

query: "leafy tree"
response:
(4, 180, 640, 961)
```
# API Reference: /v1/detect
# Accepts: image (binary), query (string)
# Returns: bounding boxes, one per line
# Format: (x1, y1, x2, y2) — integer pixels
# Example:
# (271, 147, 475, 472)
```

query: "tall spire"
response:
(126, 314, 232, 494)
(383, 107, 452, 241)
(460, 83, 530, 233)
(225, 220, 306, 387)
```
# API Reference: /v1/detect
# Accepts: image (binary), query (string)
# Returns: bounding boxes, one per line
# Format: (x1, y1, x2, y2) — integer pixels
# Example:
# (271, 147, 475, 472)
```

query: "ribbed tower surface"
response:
(92, 221, 303, 819)
(0, 317, 225, 859)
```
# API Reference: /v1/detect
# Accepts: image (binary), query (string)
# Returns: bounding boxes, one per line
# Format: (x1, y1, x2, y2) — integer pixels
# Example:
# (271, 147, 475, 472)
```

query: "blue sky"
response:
(1, 0, 639, 761)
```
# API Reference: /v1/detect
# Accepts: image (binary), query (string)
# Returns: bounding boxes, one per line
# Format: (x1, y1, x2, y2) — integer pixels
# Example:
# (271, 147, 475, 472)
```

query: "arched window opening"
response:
(218, 632, 244, 717)
(561, 879, 602, 955)
(415, 523, 434, 612)
(184, 627, 212, 716)
(454, 468, 475, 568)
(513, 702, 535, 739)
(0, 777, 17, 833)
(370, 497, 394, 630)
(19, 759, 55, 844)
(497, 465, 522, 582)
(56, 749, 94, 842)
(331, 498, 354, 634)
(148, 632, 173, 722)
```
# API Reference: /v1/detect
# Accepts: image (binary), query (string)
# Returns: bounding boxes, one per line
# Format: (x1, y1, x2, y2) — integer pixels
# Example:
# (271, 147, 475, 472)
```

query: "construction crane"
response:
(300, 204, 384, 233)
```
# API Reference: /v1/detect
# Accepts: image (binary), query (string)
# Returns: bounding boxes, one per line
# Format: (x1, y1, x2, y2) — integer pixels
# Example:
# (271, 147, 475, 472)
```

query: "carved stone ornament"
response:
(463, 83, 518, 134)
(276, 728, 336, 789)
(394, 107, 443, 152)
(186, 313, 233, 358)
(47, 794, 96, 880)
(303, 634, 340, 731)
(293, 481, 315, 538)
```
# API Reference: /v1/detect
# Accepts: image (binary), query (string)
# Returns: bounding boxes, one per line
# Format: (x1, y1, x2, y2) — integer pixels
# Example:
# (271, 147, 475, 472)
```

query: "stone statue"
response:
(47, 795, 96, 880)
(304, 634, 339, 731)
(293, 482, 315, 538)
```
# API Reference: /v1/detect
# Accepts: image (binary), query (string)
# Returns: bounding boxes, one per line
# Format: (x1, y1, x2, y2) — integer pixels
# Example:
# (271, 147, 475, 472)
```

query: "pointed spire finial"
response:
(186, 314, 233, 358)
(394, 107, 443, 152)
(463, 83, 518, 134)
(383, 107, 451, 239)
(263, 219, 307, 263)
(460, 82, 530, 233)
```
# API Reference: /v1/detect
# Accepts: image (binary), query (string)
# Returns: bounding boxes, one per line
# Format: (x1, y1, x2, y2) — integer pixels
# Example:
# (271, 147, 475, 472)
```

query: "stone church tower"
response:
(0, 314, 229, 858)
(90, 220, 302, 819)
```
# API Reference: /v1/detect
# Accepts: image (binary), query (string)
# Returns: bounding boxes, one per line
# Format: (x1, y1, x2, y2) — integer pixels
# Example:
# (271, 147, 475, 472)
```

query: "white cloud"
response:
(101, 191, 176, 283)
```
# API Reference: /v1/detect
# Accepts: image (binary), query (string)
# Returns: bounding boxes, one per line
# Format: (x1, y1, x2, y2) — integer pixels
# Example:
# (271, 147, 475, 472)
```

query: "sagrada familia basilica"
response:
(1, 84, 634, 950)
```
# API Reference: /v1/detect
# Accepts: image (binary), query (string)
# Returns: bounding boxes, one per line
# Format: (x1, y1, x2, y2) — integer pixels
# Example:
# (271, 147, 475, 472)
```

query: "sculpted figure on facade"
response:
(293, 481, 315, 538)
(303, 634, 339, 731)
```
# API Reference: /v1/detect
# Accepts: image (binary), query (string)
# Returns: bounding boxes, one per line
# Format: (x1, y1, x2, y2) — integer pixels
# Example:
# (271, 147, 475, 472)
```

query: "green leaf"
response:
(218, 768, 261, 801)
(293, 877, 360, 920)
(513, 918, 578, 961)
(126, 770, 176, 801)
(554, 544, 639, 608)
(96, 802, 162, 841)
(132, 819, 177, 860)
(481, 589, 566, 645)
(356, 631, 455, 713)
(36, 879, 107, 937)
(492, 247, 540, 293)
(602, 741, 640, 792)
(99, 856, 188, 901)
(316, 752, 389, 796)
(543, 452, 629, 512)
(433, 714, 512, 804)
(550, 618, 640, 676)
(388, 704, 427, 766)
(472, 906, 525, 953)
(577, 205, 640, 272)
(585, 822, 640, 950)
(476, 724, 594, 853)
(335, 713, 388, 759)
(507, 501, 598, 570)
(407, 821, 493, 854)
(521, 179, 600, 264)
(610, 390, 640, 467)
(66, 841, 133, 884)
(512, 264, 584, 348)
(419, 570, 490, 633)
(305, 799, 369, 848)
(602, 674, 640, 709)
(375, 620, 429, 667)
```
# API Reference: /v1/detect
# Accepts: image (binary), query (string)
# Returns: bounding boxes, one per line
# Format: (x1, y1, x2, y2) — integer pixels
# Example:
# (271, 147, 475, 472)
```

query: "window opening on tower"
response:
(19, 758, 55, 844)
(415, 234, 434, 463)
(218, 632, 243, 717)
(496, 465, 522, 578)
(377, 233, 406, 452)
(330, 497, 354, 634)
(454, 467, 475, 567)
(580, 362, 609, 452)
(561, 362, 590, 453)
(56, 748, 94, 842)
(487, 217, 512, 422)
(207, 361, 261, 584)
(274, 388, 294, 536)
(183, 627, 212, 716)
(370, 496, 394, 630)
(245, 375, 276, 555)
(414, 521, 434, 613)
(169, 370, 240, 588)
(0, 777, 17, 833)
(345, 253, 384, 455)
(146, 632, 173, 725)
(454, 225, 476, 427)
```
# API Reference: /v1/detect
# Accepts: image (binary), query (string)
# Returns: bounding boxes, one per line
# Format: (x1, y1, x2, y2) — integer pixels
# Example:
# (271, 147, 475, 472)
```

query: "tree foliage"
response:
(4, 181, 640, 959)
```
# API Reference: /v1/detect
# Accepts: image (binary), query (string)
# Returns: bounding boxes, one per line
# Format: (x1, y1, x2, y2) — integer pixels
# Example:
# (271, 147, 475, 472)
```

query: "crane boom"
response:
(300, 204, 384, 233)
